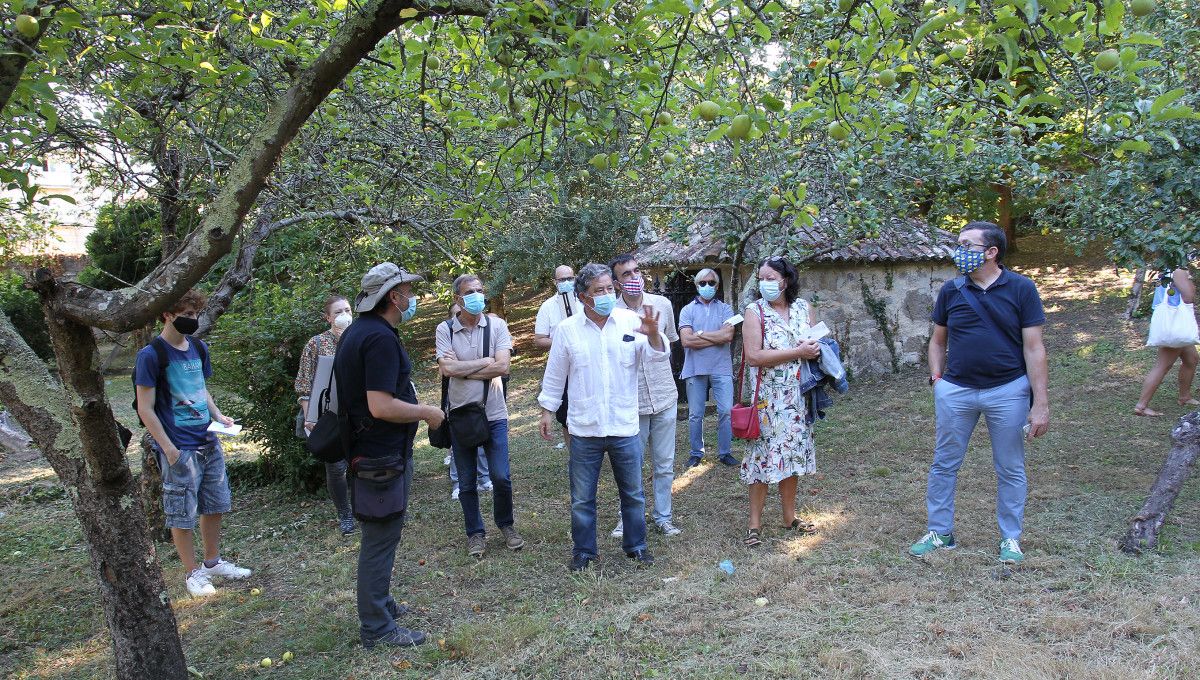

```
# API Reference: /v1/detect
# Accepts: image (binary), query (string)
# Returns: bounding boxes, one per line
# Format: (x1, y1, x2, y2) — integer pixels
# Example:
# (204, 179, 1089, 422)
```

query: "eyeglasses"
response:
(697, 281, 718, 286)
(957, 242, 989, 252)
(555, 276, 575, 283)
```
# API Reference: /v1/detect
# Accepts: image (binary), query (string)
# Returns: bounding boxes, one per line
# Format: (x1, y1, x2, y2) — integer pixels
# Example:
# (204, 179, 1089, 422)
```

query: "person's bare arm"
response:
(205, 394, 233, 427)
(1172, 268, 1196, 304)
(136, 385, 181, 464)
(928, 324, 948, 380)
(367, 391, 444, 429)
(1022, 325, 1050, 438)
(438, 355, 495, 378)
(680, 325, 735, 348)
(534, 334, 553, 350)
(467, 349, 511, 379)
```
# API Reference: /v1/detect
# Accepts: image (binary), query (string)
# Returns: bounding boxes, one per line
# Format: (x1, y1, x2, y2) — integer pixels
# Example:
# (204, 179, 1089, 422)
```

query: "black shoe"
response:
(718, 454, 741, 466)
(625, 549, 655, 566)
(386, 602, 413, 620)
(362, 627, 426, 648)
(685, 456, 702, 468)
(570, 554, 596, 572)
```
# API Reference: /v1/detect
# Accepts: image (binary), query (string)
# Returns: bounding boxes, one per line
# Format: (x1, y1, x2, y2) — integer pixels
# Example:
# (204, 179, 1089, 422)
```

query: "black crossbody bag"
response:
(305, 366, 350, 463)
(447, 321, 492, 449)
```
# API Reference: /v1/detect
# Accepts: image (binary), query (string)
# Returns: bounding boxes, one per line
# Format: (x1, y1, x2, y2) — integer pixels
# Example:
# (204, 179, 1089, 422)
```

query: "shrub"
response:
(209, 282, 339, 491)
(75, 200, 169, 290)
(0, 271, 53, 361)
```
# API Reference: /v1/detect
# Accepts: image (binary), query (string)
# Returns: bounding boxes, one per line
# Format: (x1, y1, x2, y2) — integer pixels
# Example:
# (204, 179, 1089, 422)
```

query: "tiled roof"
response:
(635, 211, 956, 266)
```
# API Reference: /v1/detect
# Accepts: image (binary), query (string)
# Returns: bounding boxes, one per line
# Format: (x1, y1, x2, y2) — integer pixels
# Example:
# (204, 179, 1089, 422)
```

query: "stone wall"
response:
(740, 261, 956, 376)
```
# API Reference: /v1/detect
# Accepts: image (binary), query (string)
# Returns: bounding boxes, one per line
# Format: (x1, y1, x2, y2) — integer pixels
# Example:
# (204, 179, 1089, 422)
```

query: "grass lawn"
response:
(2, 234, 1199, 678)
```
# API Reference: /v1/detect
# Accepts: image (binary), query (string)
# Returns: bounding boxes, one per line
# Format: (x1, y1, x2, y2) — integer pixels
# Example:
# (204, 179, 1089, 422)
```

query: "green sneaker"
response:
(999, 538, 1024, 565)
(909, 530, 956, 557)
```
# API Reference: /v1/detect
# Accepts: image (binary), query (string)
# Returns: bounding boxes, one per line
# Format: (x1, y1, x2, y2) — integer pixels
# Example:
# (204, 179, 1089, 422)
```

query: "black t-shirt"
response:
(931, 268, 1046, 389)
(333, 312, 418, 459)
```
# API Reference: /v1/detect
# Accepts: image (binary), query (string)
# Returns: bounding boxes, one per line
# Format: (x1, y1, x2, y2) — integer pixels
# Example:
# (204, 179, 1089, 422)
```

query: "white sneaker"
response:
(200, 558, 251, 580)
(443, 454, 452, 466)
(186, 569, 216, 597)
(479, 482, 494, 493)
(451, 487, 460, 500)
(611, 519, 624, 538)
(656, 520, 682, 536)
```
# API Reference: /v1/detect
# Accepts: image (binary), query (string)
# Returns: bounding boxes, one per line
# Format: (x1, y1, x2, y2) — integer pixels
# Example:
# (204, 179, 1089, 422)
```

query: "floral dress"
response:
(740, 298, 817, 485)
(294, 330, 339, 403)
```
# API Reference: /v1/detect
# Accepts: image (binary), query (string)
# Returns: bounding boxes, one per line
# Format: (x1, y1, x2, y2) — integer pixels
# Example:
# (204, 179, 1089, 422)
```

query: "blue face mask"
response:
(697, 283, 717, 300)
(589, 292, 616, 316)
(758, 280, 781, 302)
(462, 292, 486, 315)
(556, 279, 575, 294)
(400, 295, 418, 323)
(953, 246, 987, 275)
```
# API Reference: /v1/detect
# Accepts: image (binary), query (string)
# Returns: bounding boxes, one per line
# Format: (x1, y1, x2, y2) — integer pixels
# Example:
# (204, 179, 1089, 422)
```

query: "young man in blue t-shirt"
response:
(135, 288, 251, 597)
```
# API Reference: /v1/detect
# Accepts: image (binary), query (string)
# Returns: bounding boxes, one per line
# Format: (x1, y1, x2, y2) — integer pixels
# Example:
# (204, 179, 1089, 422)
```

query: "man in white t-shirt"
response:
(534, 265, 582, 446)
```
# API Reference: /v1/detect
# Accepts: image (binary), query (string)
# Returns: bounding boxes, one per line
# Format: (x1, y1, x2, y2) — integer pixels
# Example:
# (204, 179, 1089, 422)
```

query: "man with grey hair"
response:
(335, 262, 444, 648)
(537, 263, 669, 571)
(678, 267, 739, 468)
(436, 274, 523, 559)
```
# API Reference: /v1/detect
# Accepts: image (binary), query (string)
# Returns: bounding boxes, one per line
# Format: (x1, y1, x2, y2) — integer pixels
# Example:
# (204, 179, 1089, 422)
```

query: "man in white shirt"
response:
(611, 254, 682, 538)
(534, 265, 582, 446)
(538, 263, 669, 572)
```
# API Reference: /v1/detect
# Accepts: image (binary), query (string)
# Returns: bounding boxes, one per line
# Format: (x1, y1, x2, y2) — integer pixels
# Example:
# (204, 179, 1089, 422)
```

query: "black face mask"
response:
(172, 316, 200, 335)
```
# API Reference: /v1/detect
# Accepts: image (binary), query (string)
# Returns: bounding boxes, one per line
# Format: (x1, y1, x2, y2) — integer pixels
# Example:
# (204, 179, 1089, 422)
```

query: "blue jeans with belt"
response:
(927, 375, 1030, 539)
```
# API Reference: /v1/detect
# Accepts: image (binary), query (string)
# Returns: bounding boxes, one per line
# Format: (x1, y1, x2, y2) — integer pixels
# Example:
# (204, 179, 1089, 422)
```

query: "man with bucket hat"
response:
(334, 262, 444, 648)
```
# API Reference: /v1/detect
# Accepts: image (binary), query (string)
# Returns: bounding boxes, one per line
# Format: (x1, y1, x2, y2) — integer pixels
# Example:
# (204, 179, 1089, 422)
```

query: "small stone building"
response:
(634, 214, 958, 376)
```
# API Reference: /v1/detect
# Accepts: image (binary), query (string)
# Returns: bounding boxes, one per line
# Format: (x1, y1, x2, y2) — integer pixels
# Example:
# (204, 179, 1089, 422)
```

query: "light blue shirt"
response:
(678, 297, 735, 378)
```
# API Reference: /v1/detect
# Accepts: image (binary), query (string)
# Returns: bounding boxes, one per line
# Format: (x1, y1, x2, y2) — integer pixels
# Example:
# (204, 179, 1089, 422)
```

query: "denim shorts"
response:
(154, 439, 232, 529)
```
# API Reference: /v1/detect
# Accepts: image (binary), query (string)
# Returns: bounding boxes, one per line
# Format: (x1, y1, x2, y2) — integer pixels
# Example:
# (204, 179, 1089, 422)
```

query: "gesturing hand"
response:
(636, 305, 660, 337)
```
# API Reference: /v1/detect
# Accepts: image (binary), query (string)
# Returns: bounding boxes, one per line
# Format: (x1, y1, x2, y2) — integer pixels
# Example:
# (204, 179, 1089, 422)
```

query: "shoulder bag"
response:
(446, 321, 492, 449)
(732, 303, 765, 440)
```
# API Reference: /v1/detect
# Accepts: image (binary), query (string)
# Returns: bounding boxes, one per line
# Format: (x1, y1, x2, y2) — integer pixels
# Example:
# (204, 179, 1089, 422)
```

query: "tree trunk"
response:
(991, 182, 1016, 252)
(1125, 267, 1148, 320)
(1119, 411, 1200, 555)
(0, 310, 188, 678)
(139, 432, 171, 543)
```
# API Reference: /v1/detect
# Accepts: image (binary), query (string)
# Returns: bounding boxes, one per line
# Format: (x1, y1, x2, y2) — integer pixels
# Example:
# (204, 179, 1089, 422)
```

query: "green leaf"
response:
(1118, 140, 1151, 153)
(1153, 106, 1197, 122)
(1121, 31, 1162, 46)
(1150, 89, 1186, 117)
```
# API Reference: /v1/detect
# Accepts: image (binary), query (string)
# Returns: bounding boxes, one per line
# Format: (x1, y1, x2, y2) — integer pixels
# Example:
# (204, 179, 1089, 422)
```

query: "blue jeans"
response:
(452, 419, 514, 536)
(449, 447, 490, 488)
(639, 406, 677, 524)
(927, 375, 1030, 540)
(685, 374, 733, 460)
(569, 435, 647, 558)
(357, 461, 412, 642)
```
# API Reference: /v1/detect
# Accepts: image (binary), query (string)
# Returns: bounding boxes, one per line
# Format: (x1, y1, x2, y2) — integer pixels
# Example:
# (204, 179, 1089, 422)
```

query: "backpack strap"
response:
(150, 336, 170, 388)
(481, 319, 491, 406)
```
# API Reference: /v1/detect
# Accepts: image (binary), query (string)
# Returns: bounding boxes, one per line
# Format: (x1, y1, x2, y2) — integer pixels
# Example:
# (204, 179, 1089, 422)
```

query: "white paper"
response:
(799, 321, 831, 341)
(207, 421, 243, 436)
(305, 355, 338, 422)
(724, 314, 744, 326)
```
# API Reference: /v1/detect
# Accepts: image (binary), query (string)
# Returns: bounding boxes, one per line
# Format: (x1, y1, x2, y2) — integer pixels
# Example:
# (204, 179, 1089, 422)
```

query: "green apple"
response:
(589, 153, 610, 170)
(662, 151, 678, 165)
(827, 120, 850, 141)
(15, 14, 38, 39)
(876, 69, 896, 87)
(655, 111, 673, 127)
(695, 100, 720, 121)
(1131, 0, 1155, 18)
(768, 194, 783, 210)
(728, 114, 752, 140)
(282, 651, 294, 662)
(425, 55, 441, 71)
(1094, 49, 1120, 72)
(260, 658, 272, 668)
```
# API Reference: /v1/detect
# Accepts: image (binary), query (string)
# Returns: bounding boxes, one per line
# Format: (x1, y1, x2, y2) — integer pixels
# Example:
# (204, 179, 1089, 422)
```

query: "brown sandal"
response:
(782, 518, 818, 534)
(744, 528, 762, 547)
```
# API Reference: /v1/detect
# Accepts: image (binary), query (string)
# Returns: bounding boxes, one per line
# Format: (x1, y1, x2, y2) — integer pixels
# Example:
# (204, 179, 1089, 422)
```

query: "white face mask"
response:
(333, 312, 352, 329)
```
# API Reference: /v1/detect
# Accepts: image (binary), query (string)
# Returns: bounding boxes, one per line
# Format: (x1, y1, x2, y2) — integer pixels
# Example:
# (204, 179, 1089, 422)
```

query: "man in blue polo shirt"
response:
(335, 262, 444, 648)
(678, 268, 740, 468)
(910, 221, 1050, 565)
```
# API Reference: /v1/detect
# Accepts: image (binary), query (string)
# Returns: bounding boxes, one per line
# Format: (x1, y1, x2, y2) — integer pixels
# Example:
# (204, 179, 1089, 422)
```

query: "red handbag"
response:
(731, 303, 764, 440)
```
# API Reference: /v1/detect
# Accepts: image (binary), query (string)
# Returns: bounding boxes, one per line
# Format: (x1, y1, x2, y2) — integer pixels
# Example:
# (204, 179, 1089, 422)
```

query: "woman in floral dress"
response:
(740, 256, 822, 547)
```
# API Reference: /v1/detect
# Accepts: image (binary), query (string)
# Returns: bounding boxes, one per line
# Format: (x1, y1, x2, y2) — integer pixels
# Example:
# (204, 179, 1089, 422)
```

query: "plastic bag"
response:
(1147, 285, 1199, 348)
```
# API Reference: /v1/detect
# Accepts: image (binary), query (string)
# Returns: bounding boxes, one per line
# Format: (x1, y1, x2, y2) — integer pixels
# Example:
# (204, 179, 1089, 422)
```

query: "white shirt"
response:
(534, 291, 583, 338)
(537, 307, 669, 438)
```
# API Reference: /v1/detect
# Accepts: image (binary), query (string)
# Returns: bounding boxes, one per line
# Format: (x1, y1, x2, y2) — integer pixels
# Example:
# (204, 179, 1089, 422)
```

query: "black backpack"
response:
(131, 335, 208, 427)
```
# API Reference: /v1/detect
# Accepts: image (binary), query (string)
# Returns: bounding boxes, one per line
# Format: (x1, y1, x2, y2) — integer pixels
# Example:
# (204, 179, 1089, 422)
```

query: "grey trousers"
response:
(356, 461, 413, 641)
